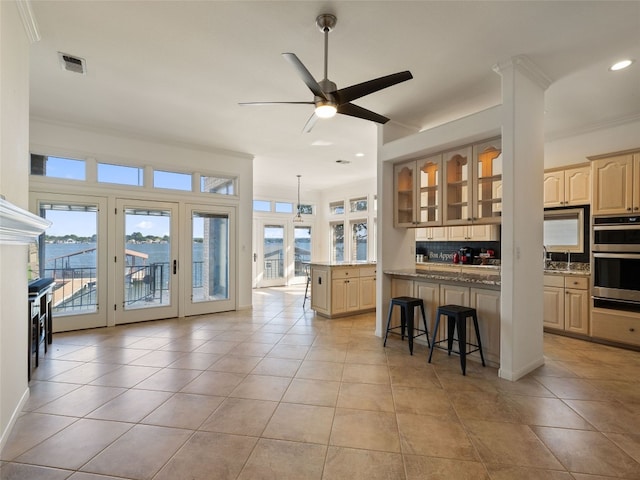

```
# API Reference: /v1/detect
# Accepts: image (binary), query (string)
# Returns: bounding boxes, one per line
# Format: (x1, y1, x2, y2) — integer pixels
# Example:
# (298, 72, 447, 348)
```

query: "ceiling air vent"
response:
(58, 52, 86, 75)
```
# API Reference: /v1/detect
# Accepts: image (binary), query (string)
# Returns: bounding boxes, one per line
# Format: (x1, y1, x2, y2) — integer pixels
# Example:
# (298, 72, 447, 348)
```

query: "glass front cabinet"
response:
(394, 155, 442, 227)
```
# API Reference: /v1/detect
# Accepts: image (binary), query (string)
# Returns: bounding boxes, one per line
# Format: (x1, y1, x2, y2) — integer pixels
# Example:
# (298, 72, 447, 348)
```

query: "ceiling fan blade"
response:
(337, 103, 390, 124)
(239, 101, 314, 106)
(302, 112, 319, 133)
(334, 71, 413, 104)
(282, 53, 328, 100)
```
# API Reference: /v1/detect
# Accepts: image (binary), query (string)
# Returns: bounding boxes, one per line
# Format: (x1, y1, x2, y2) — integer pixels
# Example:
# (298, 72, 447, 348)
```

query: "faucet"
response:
(566, 251, 571, 271)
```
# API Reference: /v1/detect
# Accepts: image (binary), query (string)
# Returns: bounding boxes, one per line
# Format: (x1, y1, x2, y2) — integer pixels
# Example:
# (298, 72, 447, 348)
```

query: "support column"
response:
(494, 56, 551, 380)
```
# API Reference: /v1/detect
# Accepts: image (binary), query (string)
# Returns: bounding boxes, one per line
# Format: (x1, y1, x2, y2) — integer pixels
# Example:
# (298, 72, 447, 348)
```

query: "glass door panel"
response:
(418, 155, 442, 225)
(116, 200, 178, 323)
(186, 207, 235, 316)
(444, 147, 472, 224)
(294, 225, 311, 283)
(474, 139, 502, 222)
(34, 196, 107, 331)
(257, 223, 286, 287)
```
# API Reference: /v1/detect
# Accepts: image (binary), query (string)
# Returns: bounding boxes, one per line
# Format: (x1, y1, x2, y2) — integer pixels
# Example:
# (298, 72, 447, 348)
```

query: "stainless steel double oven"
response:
(592, 215, 640, 311)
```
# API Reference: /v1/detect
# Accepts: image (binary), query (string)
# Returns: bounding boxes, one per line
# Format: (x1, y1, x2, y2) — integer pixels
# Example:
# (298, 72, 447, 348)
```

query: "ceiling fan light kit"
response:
(239, 13, 412, 132)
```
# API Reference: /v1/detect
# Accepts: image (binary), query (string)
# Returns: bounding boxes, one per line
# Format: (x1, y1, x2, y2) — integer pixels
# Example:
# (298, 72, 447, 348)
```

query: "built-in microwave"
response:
(592, 215, 640, 310)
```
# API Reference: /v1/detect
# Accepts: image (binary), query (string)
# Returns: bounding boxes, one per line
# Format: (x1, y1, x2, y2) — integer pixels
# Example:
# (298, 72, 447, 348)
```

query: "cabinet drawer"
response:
(592, 310, 640, 347)
(332, 268, 359, 279)
(544, 275, 564, 287)
(564, 276, 588, 290)
(358, 266, 376, 277)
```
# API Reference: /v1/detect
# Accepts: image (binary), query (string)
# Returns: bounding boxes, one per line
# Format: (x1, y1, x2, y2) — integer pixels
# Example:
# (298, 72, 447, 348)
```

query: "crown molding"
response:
(545, 112, 640, 142)
(0, 197, 51, 245)
(16, 0, 40, 44)
(493, 55, 552, 91)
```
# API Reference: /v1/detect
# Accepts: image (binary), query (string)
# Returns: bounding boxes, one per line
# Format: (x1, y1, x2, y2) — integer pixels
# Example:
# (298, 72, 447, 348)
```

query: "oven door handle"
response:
(593, 225, 640, 231)
(593, 252, 640, 259)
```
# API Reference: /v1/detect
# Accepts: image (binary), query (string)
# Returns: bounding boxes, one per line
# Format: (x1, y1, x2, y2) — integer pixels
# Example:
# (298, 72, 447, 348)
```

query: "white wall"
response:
(545, 118, 640, 168)
(29, 119, 254, 310)
(0, 0, 31, 450)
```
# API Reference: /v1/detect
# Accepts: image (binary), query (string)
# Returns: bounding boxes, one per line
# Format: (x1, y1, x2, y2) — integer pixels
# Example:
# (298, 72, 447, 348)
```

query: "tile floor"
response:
(2, 286, 640, 479)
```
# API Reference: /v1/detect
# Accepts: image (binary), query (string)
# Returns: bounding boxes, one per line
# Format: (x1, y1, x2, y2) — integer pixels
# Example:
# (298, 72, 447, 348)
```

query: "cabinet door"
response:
(543, 286, 564, 329)
(358, 277, 376, 311)
(440, 284, 469, 307)
(467, 224, 498, 241)
(417, 155, 442, 226)
(395, 162, 416, 227)
(444, 147, 473, 224)
(415, 227, 428, 241)
(447, 225, 469, 241)
(423, 226, 448, 241)
(470, 288, 500, 366)
(331, 279, 347, 314)
(565, 165, 591, 206)
(592, 155, 634, 215)
(473, 139, 502, 223)
(345, 278, 360, 312)
(565, 288, 589, 335)
(543, 171, 564, 207)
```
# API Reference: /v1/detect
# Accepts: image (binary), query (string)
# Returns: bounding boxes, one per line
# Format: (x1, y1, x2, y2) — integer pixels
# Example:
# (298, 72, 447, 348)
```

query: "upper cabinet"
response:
(591, 152, 640, 215)
(394, 155, 442, 227)
(444, 139, 502, 225)
(544, 164, 591, 207)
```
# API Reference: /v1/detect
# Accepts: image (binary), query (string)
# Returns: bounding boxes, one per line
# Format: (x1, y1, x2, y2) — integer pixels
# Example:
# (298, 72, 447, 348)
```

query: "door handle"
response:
(253, 253, 257, 262)
(173, 260, 177, 274)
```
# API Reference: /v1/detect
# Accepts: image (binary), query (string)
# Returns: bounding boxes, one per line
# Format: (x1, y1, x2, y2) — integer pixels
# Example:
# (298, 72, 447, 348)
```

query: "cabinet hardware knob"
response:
(630, 328, 636, 332)
(635, 207, 639, 211)
(628, 207, 632, 211)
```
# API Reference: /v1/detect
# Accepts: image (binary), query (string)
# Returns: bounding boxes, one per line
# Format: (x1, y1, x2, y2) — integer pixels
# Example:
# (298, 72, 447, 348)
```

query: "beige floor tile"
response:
(484, 464, 572, 479)
(388, 365, 441, 389)
(238, 438, 326, 480)
(93, 347, 149, 364)
(278, 334, 316, 346)
(330, 408, 400, 452)
(85, 389, 171, 422)
(35, 385, 126, 417)
(404, 455, 490, 480)
(127, 349, 185, 367)
(48, 362, 121, 384)
(133, 367, 202, 392)
(0, 463, 71, 479)
(251, 357, 301, 377)
(296, 360, 344, 381)
(533, 426, 640, 478)
(305, 346, 348, 363)
(464, 419, 563, 469)
(0, 413, 76, 460)
(337, 382, 394, 412)
(208, 354, 262, 374)
(200, 397, 278, 436)
(605, 432, 640, 464)
(533, 376, 611, 400)
(230, 342, 276, 356)
(159, 337, 210, 352)
(15, 418, 132, 469)
(153, 431, 257, 480)
(142, 392, 224, 429)
(392, 385, 457, 419)
(266, 344, 310, 360)
(345, 349, 388, 365)
(246, 332, 285, 344)
(263, 403, 334, 444)
(166, 351, 221, 369)
(29, 358, 84, 380)
(323, 446, 404, 480)
(88, 365, 161, 388)
(564, 398, 640, 434)
(229, 374, 291, 401)
(22, 381, 81, 411)
(68, 472, 135, 479)
(193, 340, 239, 355)
(180, 370, 245, 396)
(81, 424, 191, 479)
(397, 412, 477, 460)
(342, 363, 390, 384)
(282, 378, 340, 406)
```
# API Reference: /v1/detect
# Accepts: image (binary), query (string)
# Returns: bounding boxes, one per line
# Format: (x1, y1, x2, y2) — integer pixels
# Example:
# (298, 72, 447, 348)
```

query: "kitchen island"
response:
(385, 263, 501, 367)
(309, 262, 376, 318)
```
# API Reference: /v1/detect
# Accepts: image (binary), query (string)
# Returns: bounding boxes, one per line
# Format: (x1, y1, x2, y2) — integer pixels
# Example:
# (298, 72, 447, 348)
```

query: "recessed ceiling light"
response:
(355, 152, 364, 157)
(336, 159, 351, 165)
(609, 59, 634, 71)
(311, 140, 333, 146)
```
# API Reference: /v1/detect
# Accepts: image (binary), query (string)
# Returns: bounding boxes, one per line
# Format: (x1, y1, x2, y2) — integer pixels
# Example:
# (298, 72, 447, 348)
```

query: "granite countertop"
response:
(384, 266, 501, 287)
(309, 261, 376, 267)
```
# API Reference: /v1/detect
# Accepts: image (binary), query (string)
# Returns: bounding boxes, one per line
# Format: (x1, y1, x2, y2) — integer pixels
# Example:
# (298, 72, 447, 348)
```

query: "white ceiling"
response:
(29, 1, 640, 192)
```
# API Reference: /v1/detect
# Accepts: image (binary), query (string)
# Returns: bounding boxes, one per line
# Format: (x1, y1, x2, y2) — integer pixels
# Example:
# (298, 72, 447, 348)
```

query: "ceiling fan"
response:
(239, 13, 413, 133)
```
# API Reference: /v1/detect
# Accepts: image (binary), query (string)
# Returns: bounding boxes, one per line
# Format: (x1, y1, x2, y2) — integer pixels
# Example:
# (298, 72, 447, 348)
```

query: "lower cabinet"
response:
(543, 274, 589, 336)
(311, 264, 376, 318)
(592, 308, 640, 347)
(391, 278, 501, 367)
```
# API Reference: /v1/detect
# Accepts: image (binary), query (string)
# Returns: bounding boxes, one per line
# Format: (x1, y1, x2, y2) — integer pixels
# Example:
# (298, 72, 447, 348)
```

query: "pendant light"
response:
(293, 174, 303, 223)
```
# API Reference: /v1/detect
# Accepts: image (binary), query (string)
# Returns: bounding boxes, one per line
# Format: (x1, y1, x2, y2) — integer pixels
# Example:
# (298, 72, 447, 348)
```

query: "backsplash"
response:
(416, 240, 501, 265)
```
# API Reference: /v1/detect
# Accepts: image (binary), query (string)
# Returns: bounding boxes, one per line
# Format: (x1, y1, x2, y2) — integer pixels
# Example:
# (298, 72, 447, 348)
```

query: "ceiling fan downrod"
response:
(316, 14, 336, 82)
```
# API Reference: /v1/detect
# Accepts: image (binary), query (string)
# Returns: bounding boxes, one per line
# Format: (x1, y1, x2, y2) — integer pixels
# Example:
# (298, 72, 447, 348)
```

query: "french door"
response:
(114, 200, 179, 324)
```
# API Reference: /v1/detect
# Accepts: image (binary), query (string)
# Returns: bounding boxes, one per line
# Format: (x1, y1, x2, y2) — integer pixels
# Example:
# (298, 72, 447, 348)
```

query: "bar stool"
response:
(383, 296, 430, 355)
(302, 263, 311, 308)
(428, 304, 485, 375)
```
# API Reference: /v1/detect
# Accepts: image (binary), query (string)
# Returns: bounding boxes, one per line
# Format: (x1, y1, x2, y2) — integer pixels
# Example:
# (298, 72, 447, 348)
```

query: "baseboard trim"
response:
(0, 386, 30, 453)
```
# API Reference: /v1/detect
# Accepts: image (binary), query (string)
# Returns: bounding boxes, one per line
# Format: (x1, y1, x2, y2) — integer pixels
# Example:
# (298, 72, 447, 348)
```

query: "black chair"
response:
(383, 296, 430, 355)
(428, 304, 485, 375)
